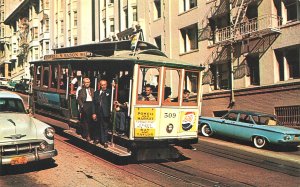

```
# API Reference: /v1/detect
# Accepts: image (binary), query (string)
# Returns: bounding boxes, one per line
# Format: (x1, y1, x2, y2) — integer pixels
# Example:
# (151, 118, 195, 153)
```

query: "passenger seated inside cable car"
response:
(139, 84, 156, 101)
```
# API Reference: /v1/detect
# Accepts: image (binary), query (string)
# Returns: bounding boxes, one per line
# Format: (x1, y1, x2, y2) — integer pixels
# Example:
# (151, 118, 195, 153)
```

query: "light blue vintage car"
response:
(0, 91, 57, 165)
(199, 110, 300, 149)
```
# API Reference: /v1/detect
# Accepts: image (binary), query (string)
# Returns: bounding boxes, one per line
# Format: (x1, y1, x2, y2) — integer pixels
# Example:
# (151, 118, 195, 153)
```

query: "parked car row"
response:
(198, 110, 300, 149)
(2, 78, 30, 94)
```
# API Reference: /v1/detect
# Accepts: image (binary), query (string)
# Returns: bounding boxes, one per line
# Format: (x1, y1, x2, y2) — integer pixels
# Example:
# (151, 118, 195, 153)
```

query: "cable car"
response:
(30, 39, 204, 160)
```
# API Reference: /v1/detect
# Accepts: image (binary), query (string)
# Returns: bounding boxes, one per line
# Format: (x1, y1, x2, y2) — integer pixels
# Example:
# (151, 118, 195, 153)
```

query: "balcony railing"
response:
(215, 14, 281, 44)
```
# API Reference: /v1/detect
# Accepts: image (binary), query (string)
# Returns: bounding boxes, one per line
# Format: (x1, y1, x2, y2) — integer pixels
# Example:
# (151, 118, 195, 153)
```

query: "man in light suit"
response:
(92, 79, 112, 148)
(77, 77, 95, 142)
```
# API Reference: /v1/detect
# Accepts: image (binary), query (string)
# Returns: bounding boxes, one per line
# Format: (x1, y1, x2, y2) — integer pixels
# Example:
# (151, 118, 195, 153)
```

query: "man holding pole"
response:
(93, 79, 112, 148)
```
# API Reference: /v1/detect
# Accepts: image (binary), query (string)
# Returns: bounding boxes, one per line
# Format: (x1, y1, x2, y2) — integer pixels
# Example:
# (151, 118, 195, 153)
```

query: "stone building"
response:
(2, 0, 300, 126)
(0, 0, 22, 78)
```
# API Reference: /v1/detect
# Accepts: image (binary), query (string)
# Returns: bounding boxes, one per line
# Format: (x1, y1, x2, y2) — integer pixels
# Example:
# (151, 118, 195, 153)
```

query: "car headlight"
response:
(44, 127, 55, 140)
(283, 135, 291, 140)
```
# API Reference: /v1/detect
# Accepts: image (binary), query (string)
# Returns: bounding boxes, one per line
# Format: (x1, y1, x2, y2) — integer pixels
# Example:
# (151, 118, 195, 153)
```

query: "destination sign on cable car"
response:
(44, 51, 93, 60)
(134, 108, 156, 137)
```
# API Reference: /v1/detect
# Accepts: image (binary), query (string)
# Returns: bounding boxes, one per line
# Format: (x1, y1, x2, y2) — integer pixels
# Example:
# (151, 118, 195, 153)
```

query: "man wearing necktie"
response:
(92, 79, 112, 148)
(77, 77, 95, 142)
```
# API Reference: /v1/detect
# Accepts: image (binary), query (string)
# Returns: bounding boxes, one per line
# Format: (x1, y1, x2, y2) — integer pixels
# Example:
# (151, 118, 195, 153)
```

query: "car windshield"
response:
(0, 98, 26, 113)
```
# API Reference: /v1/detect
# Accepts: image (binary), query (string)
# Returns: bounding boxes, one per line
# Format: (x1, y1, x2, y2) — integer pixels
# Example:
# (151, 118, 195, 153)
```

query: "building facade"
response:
(2, 0, 300, 126)
(0, 0, 22, 78)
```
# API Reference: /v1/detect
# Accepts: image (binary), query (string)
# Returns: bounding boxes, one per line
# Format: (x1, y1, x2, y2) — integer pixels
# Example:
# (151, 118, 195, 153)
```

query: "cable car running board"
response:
(64, 128, 131, 157)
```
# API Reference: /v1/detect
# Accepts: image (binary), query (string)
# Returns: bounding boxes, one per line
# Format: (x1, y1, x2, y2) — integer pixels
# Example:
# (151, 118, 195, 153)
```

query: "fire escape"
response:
(199, 0, 282, 104)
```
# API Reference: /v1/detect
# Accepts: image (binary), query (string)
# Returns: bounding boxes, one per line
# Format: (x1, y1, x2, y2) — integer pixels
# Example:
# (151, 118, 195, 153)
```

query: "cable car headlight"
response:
(45, 127, 55, 140)
(166, 124, 174, 133)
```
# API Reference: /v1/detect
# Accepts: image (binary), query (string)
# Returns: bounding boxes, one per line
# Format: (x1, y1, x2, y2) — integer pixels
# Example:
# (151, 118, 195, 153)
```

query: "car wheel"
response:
(200, 124, 213, 137)
(253, 136, 267, 149)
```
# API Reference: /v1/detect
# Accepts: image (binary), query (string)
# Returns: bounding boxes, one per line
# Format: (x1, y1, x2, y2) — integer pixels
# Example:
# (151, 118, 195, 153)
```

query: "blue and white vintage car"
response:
(199, 110, 300, 149)
(0, 91, 57, 165)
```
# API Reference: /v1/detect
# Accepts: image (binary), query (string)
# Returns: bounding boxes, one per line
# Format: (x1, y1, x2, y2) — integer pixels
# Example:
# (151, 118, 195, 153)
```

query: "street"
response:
(0, 130, 299, 187)
(0, 91, 299, 186)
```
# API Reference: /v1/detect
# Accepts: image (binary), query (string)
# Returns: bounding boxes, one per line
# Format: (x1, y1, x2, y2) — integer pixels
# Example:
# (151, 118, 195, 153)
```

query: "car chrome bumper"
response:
(1, 149, 58, 165)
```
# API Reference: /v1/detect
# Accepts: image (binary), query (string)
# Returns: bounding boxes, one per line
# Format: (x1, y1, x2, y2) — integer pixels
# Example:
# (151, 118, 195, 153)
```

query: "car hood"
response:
(0, 113, 38, 142)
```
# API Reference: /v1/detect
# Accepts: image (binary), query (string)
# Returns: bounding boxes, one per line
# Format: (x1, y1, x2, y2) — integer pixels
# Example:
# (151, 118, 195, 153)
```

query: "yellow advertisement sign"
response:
(180, 111, 197, 133)
(134, 108, 156, 137)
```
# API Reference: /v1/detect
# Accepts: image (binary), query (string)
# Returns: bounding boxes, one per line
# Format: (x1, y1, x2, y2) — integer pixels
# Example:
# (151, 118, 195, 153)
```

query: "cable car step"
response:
(64, 129, 131, 157)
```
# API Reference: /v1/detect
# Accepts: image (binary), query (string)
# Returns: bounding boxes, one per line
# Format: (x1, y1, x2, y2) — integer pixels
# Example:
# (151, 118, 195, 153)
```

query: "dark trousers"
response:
(98, 113, 110, 144)
(81, 102, 93, 139)
(116, 111, 126, 132)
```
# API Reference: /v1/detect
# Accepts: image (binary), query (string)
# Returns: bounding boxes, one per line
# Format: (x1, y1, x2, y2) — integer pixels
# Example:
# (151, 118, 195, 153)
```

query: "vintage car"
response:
(0, 91, 57, 165)
(6, 80, 20, 91)
(199, 110, 300, 149)
(14, 78, 30, 94)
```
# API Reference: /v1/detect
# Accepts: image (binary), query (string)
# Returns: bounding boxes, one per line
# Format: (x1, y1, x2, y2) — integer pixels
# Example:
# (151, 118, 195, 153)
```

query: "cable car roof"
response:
(31, 40, 205, 71)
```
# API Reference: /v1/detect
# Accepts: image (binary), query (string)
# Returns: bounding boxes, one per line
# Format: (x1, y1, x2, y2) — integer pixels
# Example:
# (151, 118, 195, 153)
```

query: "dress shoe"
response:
(104, 142, 108, 148)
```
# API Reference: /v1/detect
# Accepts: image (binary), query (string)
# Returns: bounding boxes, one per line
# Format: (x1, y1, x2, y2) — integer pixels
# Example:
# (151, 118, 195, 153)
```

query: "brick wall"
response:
(201, 81, 300, 126)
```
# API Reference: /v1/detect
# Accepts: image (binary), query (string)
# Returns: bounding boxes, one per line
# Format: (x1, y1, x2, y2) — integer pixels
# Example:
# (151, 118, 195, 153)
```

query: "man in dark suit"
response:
(92, 79, 112, 148)
(77, 77, 94, 142)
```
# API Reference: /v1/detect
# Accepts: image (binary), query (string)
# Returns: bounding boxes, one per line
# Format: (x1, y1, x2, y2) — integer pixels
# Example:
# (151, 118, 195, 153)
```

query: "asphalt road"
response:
(0, 130, 299, 187)
(0, 90, 299, 186)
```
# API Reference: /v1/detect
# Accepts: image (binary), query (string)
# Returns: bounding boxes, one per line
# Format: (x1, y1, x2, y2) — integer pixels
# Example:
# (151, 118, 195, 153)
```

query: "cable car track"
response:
(54, 133, 255, 186)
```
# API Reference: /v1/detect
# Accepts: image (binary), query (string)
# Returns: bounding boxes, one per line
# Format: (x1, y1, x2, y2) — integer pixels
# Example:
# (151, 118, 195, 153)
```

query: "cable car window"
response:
(183, 71, 199, 105)
(35, 65, 41, 87)
(163, 68, 181, 105)
(137, 66, 160, 104)
(50, 65, 58, 89)
(59, 66, 68, 90)
(42, 65, 49, 88)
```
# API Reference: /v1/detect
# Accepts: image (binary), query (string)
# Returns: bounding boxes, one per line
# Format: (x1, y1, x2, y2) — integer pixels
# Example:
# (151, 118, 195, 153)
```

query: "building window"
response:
(124, 8, 128, 29)
(110, 18, 115, 32)
(61, 20, 64, 33)
(31, 27, 39, 40)
(247, 55, 260, 85)
(154, 0, 161, 19)
(181, 0, 197, 12)
(286, 48, 300, 79)
(211, 63, 230, 90)
(45, 19, 49, 32)
(34, 47, 39, 59)
(45, 42, 49, 54)
(74, 37, 77, 46)
(1, 11, 4, 22)
(132, 6, 137, 21)
(103, 20, 106, 38)
(285, 0, 298, 22)
(275, 105, 300, 127)
(180, 24, 198, 53)
(74, 11, 77, 27)
(154, 35, 162, 50)
(40, 42, 43, 57)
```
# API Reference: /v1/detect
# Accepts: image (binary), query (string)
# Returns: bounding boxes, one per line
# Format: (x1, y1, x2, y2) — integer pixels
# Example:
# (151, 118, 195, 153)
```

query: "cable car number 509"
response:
(164, 113, 176, 118)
